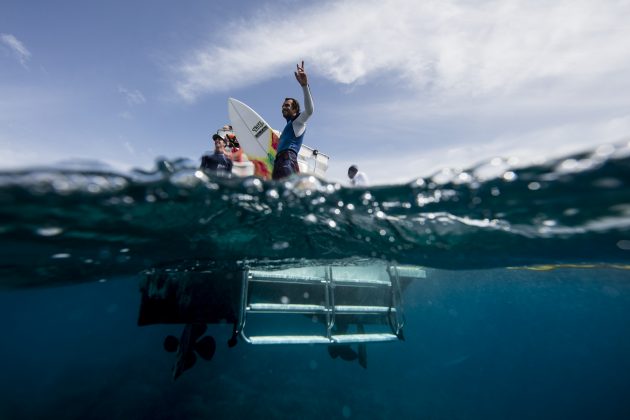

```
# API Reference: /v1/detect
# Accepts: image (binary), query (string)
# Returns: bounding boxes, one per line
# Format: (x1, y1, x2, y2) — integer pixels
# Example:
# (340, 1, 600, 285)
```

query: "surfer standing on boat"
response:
(272, 61, 314, 180)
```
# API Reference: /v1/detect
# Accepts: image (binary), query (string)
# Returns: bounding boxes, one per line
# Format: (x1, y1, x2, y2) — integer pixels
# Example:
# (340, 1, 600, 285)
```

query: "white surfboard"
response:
(228, 98, 278, 179)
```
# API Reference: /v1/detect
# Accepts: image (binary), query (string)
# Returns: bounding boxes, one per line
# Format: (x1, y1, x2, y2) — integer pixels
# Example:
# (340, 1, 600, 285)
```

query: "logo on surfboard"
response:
(252, 120, 268, 138)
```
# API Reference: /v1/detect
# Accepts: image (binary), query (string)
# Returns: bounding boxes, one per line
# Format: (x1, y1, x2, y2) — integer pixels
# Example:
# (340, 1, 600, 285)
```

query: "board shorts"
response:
(272, 150, 300, 180)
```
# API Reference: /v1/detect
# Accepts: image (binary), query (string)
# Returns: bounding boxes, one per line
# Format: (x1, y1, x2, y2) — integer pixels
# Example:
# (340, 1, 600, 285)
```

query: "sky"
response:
(2, 0, 630, 184)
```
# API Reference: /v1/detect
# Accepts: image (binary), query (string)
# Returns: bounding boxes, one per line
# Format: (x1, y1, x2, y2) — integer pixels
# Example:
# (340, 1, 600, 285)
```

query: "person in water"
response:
(272, 61, 314, 180)
(200, 133, 233, 175)
(348, 165, 369, 186)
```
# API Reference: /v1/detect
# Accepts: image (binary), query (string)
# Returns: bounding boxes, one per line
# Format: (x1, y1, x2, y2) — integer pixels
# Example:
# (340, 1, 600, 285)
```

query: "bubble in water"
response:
(557, 158, 598, 174)
(457, 172, 473, 184)
(311, 196, 326, 205)
(328, 220, 337, 228)
(528, 182, 541, 191)
(272, 241, 290, 250)
(617, 240, 630, 250)
(281, 296, 290, 304)
(596, 144, 615, 157)
(593, 178, 622, 189)
(52, 179, 72, 194)
(36, 227, 63, 237)
(51, 253, 70, 259)
(87, 184, 101, 194)
(502, 171, 517, 181)
(245, 178, 263, 191)
(432, 168, 457, 185)
(305, 214, 317, 223)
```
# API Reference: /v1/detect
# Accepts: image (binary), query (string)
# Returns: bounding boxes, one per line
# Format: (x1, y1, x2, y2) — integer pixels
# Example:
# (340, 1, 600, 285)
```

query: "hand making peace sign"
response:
(294, 61, 308, 86)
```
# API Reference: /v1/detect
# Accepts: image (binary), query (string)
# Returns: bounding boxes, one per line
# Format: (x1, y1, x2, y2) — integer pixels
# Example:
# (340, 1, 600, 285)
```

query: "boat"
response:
(137, 261, 427, 378)
(214, 124, 329, 178)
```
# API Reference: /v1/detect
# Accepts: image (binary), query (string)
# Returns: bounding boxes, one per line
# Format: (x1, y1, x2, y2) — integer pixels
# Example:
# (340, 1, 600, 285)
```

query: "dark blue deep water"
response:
(1, 144, 630, 419)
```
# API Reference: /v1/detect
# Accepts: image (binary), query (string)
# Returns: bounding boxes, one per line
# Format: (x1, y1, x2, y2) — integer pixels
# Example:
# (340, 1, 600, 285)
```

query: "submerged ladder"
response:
(234, 265, 423, 345)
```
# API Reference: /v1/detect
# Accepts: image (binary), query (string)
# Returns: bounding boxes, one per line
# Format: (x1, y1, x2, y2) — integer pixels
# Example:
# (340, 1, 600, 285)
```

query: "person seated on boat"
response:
(200, 133, 233, 175)
(348, 165, 368, 186)
(272, 61, 314, 180)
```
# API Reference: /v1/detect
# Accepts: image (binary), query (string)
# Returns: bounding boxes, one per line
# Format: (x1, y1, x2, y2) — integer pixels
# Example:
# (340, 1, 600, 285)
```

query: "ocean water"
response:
(1, 144, 629, 419)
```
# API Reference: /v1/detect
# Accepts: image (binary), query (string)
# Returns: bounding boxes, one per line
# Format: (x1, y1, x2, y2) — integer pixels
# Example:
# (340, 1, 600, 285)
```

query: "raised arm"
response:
(293, 61, 313, 134)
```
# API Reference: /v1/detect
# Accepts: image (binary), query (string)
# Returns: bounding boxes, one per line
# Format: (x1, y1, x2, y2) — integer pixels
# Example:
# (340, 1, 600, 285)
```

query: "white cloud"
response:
(173, 0, 630, 102)
(329, 114, 630, 184)
(0, 33, 32, 68)
(118, 86, 146, 105)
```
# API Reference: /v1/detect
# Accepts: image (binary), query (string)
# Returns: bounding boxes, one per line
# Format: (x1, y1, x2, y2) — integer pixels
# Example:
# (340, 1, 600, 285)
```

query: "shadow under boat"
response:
(137, 261, 426, 379)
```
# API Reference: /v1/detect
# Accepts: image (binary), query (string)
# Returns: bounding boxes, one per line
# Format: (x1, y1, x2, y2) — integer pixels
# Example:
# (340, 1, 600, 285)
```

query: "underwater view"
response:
(1, 144, 630, 419)
(4, 0, 630, 416)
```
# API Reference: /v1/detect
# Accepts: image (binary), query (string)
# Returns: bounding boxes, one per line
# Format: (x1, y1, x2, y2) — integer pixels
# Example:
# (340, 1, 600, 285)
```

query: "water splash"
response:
(1, 143, 629, 288)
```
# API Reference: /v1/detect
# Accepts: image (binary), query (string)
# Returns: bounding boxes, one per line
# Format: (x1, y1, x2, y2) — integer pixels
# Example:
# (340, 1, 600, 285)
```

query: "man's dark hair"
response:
(285, 97, 300, 114)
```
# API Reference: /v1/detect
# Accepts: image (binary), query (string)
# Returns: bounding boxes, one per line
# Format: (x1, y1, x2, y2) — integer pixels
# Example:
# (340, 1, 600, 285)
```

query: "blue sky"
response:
(2, 0, 630, 184)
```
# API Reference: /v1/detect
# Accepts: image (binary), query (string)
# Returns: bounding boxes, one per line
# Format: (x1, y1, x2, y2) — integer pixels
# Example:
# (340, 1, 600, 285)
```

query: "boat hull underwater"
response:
(138, 261, 427, 379)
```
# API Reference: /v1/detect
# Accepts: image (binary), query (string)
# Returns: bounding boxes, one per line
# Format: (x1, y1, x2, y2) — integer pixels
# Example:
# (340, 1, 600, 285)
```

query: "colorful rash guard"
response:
(277, 84, 314, 155)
